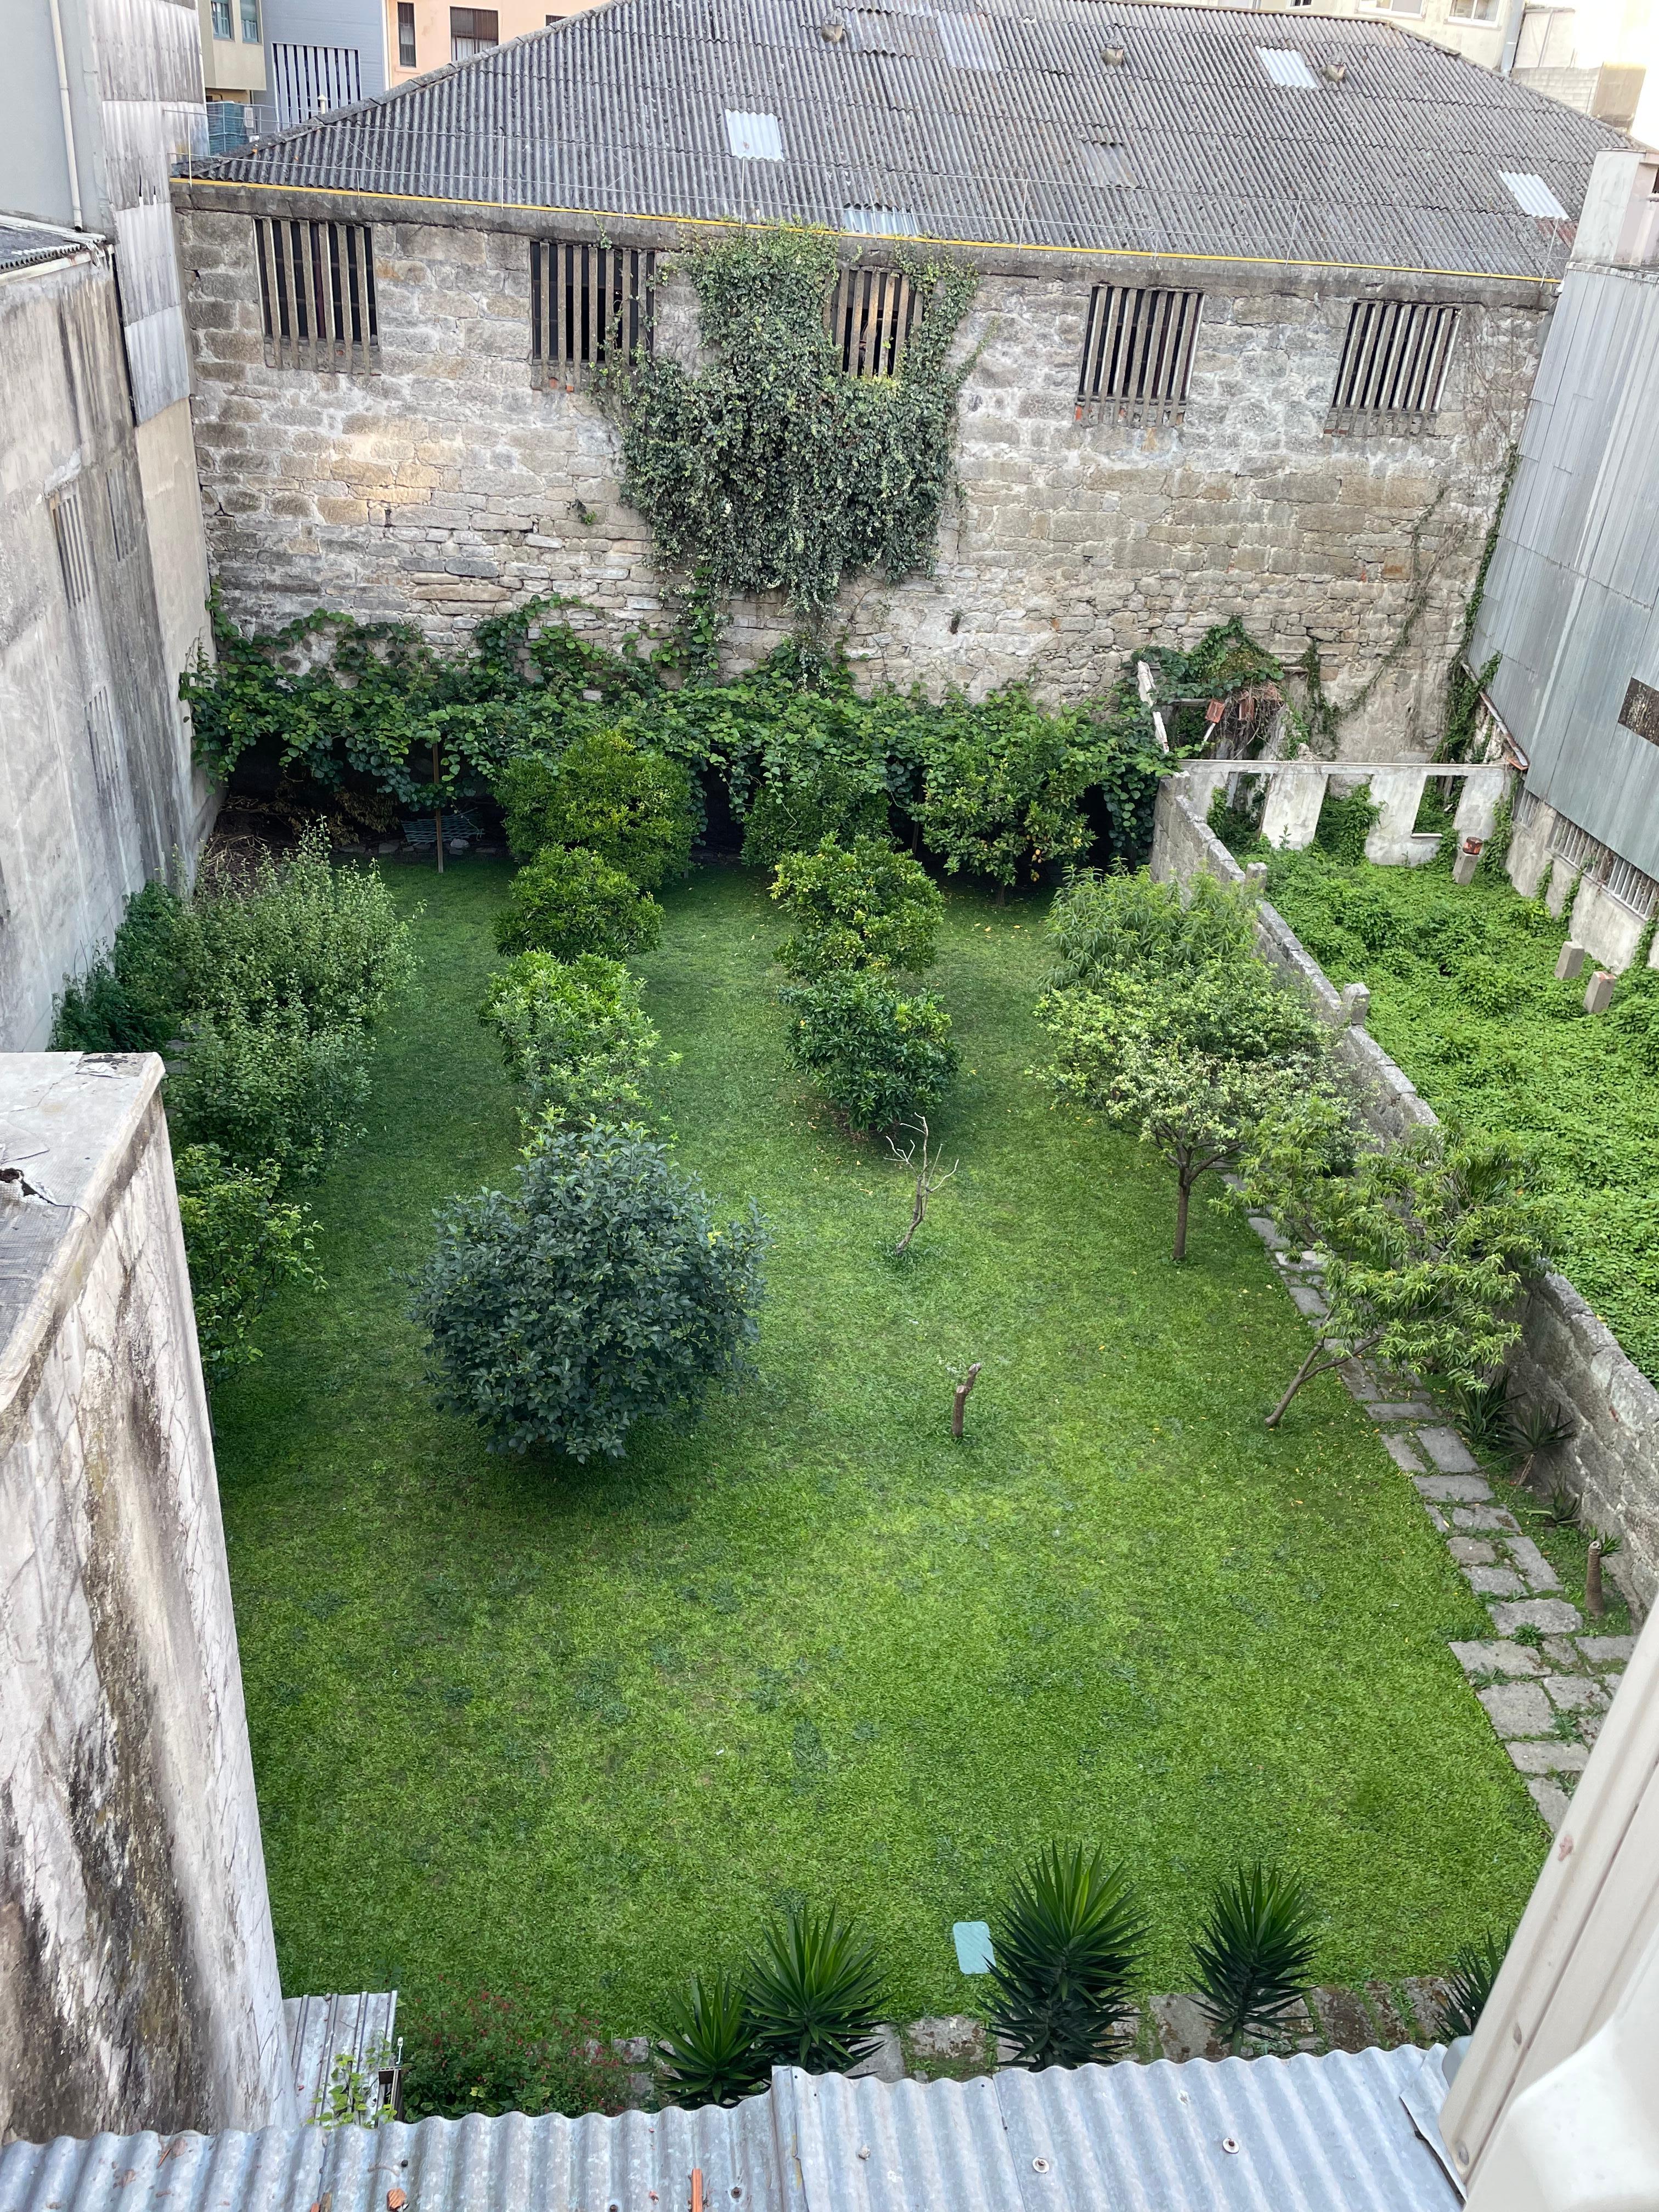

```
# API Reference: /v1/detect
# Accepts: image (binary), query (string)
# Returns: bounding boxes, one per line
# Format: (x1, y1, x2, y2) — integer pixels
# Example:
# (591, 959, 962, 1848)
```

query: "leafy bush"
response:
(745, 1905, 885, 2074)
(657, 1971, 769, 2108)
(496, 730, 693, 888)
(913, 690, 1105, 892)
(1313, 784, 1381, 865)
(779, 971, 958, 1132)
(166, 1003, 373, 1182)
(1046, 868, 1257, 991)
(988, 1844, 1147, 2068)
(1192, 1864, 1318, 2052)
(398, 1980, 629, 2120)
(493, 846, 664, 962)
(173, 1144, 323, 1378)
(741, 762, 892, 870)
(481, 952, 663, 1128)
(413, 1125, 766, 1460)
(771, 835, 943, 979)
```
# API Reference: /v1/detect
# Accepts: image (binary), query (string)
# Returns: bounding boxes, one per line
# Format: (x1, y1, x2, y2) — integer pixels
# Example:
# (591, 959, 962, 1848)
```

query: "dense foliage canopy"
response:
(771, 834, 943, 979)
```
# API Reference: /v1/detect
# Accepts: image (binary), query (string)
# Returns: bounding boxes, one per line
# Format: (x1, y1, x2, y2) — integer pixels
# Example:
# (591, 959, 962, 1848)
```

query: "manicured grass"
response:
(215, 861, 1543, 2032)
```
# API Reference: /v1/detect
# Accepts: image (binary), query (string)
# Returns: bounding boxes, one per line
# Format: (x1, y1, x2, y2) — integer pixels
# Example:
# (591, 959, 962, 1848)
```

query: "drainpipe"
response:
(47, 0, 84, 229)
(1499, 0, 1527, 76)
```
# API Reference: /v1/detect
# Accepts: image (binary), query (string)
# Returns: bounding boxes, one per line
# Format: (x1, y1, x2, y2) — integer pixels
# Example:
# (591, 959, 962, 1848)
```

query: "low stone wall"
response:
(1151, 772, 1657, 1609)
(0, 1054, 293, 2143)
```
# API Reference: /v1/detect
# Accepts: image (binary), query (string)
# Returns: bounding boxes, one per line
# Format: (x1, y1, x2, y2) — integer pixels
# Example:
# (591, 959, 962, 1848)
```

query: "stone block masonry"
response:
(0, 1056, 293, 2143)
(172, 191, 1546, 744)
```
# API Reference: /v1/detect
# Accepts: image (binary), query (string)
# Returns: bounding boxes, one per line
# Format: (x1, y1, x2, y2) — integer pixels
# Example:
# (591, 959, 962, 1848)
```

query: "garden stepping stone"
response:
(1491, 1597, 1583, 1637)
(1477, 1681, 1553, 1736)
(1544, 1674, 1609, 1712)
(1528, 1779, 1573, 1833)
(1578, 1635, 1637, 1666)
(1505, 1739, 1590, 1774)
(1451, 1640, 1544, 1677)
(1504, 1535, 1560, 1592)
(1417, 1426, 1479, 1474)
(1414, 1473, 1491, 1503)
(1367, 1402, 1437, 1422)
(1465, 1565, 1527, 1597)
(1447, 1537, 1496, 1566)
(1381, 1434, 1425, 1474)
(1451, 1505, 1521, 1533)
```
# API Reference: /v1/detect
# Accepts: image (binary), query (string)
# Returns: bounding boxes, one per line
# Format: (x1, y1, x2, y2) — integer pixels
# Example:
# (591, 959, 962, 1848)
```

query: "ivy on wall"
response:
(597, 227, 978, 636)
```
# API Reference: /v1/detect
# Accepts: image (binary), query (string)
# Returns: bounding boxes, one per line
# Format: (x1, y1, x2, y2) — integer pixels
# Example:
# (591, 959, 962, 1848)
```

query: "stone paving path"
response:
(1245, 1209, 1635, 1835)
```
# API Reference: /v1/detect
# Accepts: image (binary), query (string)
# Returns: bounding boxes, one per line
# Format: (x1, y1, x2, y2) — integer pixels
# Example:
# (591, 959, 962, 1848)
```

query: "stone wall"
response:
(1152, 772, 1659, 1608)
(0, 1054, 292, 2145)
(173, 188, 1547, 749)
(0, 249, 207, 1052)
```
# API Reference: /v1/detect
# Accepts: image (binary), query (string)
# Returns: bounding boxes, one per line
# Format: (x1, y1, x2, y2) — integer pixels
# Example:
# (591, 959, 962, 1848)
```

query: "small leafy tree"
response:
(493, 845, 664, 961)
(1040, 962, 1344, 1261)
(988, 1843, 1147, 2068)
(413, 1125, 766, 1460)
(1242, 1123, 1553, 1428)
(480, 951, 664, 1128)
(780, 971, 958, 1133)
(173, 1144, 323, 1378)
(771, 834, 943, 979)
(496, 730, 693, 888)
(915, 690, 1103, 897)
(166, 1003, 374, 1182)
(741, 760, 893, 869)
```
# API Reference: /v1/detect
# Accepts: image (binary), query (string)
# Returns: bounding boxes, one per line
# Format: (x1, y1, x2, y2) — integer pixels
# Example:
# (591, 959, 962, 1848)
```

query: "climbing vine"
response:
(597, 227, 977, 636)
(1436, 443, 1519, 764)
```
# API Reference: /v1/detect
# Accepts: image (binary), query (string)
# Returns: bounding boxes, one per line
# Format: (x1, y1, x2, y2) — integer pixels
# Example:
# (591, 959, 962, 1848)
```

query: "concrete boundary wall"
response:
(1151, 771, 1659, 1609)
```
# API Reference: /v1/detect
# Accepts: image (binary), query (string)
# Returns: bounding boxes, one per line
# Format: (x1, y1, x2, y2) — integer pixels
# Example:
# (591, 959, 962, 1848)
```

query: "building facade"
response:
(172, 1, 1622, 756)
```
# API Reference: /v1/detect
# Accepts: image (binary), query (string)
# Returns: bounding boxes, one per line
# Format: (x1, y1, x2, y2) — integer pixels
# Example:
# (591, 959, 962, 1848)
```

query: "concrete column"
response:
(1364, 766, 1432, 864)
(1259, 766, 1329, 849)
(1454, 766, 1512, 844)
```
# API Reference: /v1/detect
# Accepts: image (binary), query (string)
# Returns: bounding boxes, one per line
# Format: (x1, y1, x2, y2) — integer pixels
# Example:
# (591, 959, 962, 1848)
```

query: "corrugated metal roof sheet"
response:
(174, 0, 1624, 280)
(0, 220, 95, 273)
(0, 2046, 1459, 2212)
(284, 1994, 399, 2124)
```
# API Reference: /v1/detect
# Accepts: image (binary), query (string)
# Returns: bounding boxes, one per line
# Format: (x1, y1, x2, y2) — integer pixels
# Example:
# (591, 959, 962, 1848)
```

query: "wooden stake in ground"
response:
(432, 741, 444, 873)
(952, 1362, 981, 1440)
(888, 1116, 958, 1256)
(1586, 1539, 1607, 1618)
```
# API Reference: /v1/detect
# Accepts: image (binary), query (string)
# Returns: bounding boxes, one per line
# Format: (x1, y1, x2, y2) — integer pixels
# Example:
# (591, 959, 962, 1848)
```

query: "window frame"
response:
(1327, 298, 1459, 434)
(826, 264, 921, 379)
(1075, 283, 1203, 428)
(529, 240, 655, 389)
(398, 1, 417, 63)
(253, 217, 380, 373)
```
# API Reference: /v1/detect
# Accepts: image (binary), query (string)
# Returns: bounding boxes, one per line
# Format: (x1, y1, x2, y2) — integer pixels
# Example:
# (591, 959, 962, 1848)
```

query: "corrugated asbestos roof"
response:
(176, 0, 1624, 280)
(0, 219, 95, 273)
(0, 2046, 1459, 2212)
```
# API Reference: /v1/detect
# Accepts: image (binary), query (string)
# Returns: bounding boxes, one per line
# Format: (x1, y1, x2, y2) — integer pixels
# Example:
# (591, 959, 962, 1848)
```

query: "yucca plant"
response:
(1441, 1929, 1511, 2040)
(1192, 1864, 1318, 2053)
(1454, 1373, 1511, 1458)
(657, 1971, 768, 2108)
(988, 1843, 1147, 2068)
(1506, 1397, 1575, 1488)
(745, 1904, 885, 2074)
(1528, 1484, 1581, 1530)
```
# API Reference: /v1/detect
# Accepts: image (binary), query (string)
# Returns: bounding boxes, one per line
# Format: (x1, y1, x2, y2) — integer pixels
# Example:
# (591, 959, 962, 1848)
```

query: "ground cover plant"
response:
(1262, 838, 1659, 1382)
(211, 862, 1544, 2038)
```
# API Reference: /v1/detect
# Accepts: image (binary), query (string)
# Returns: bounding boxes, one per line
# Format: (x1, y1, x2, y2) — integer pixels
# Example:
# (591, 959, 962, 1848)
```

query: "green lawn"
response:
(215, 861, 1542, 2031)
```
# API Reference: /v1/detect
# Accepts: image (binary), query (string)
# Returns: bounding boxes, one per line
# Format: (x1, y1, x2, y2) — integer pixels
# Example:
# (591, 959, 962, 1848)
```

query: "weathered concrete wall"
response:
(1152, 772, 1659, 1606)
(0, 1054, 292, 2145)
(134, 397, 219, 854)
(173, 191, 1547, 749)
(0, 249, 207, 1052)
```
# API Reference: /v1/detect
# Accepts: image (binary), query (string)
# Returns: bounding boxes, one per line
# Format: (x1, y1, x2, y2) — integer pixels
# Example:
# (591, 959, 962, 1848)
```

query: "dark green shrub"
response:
(745, 1905, 885, 2074)
(399, 1980, 629, 2119)
(1192, 1865, 1318, 2052)
(480, 951, 663, 1128)
(914, 689, 1103, 892)
(771, 835, 943, 979)
(496, 730, 693, 888)
(779, 972, 958, 1132)
(413, 1125, 766, 1460)
(173, 1144, 323, 1378)
(1441, 1929, 1510, 2040)
(1313, 784, 1381, 865)
(493, 846, 663, 961)
(166, 1005, 373, 1181)
(52, 880, 197, 1052)
(988, 1843, 1147, 2068)
(1206, 783, 1265, 860)
(740, 765, 891, 870)
(657, 1972, 769, 2107)
(1046, 868, 1256, 990)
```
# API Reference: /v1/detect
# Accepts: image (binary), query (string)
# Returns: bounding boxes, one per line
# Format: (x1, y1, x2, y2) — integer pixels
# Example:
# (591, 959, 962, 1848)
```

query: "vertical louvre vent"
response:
(1076, 285, 1201, 427)
(50, 487, 94, 607)
(827, 267, 919, 379)
(255, 219, 379, 371)
(1328, 300, 1457, 430)
(531, 242, 655, 387)
(86, 689, 123, 803)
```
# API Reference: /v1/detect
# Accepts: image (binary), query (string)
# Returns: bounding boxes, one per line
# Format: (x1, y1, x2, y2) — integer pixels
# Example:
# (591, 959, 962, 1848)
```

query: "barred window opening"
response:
(530, 242, 654, 386)
(255, 219, 378, 371)
(1548, 811, 1659, 918)
(50, 488, 94, 607)
(827, 267, 919, 379)
(1328, 300, 1457, 429)
(1076, 285, 1201, 427)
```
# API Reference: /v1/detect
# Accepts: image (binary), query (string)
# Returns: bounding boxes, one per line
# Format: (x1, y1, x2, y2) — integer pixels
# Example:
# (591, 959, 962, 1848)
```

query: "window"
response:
(1448, 0, 1499, 18)
(398, 2, 416, 63)
(240, 0, 259, 40)
(86, 690, 123, 805)
(530, 242, 654, 387)
(1075, 285, 1202, 427)
(827, 267, 919, 379)
(451, 6, 498, 58)
(725, 110, 784, 160)
(271, 44, 362, 127)
(1549, 812, 1658, 917)
(255, 219, 379, 371)
(1500, 170, 1569, 221)
(1257, 47, 1319, 86)
(1328, 300, 1457, 428)
(211, 0, 233, 35)
(106, 469, 138, 562)
(49, 487, 93, 607)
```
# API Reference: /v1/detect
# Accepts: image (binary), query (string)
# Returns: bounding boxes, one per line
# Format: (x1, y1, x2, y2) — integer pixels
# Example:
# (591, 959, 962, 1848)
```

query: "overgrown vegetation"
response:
(398, 1980, 629, 2119)
(1263, 841, 1659, 1381)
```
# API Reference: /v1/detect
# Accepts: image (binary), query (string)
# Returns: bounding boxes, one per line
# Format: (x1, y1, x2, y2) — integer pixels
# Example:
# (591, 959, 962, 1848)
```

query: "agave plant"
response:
(746, 1904, 886, 2074)
(1454, 1374, 1511, 1458)
(1528, 1483, 1581, 1530)
(988, 1843, 1147, 2068)
(1506, 1397, 1575, 1488)
(1192, 1864, 1318, 2053)
(1441, 1928, 1511, 2040)
(656, 1970, 769, 2108)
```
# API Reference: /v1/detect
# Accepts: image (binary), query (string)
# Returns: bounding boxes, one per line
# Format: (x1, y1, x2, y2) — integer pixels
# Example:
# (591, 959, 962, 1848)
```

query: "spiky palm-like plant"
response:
(1441, 1929, 1511, 2040)
(1192, 1865, 1318, 2053)
(1454, 1374, 1512, 1458)
(1506, 1397, 1575, 1488)
(746, 1905, 886, 2074)
(988, 1843, 1147, 2068)
(657, 1971, 769, 2108)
